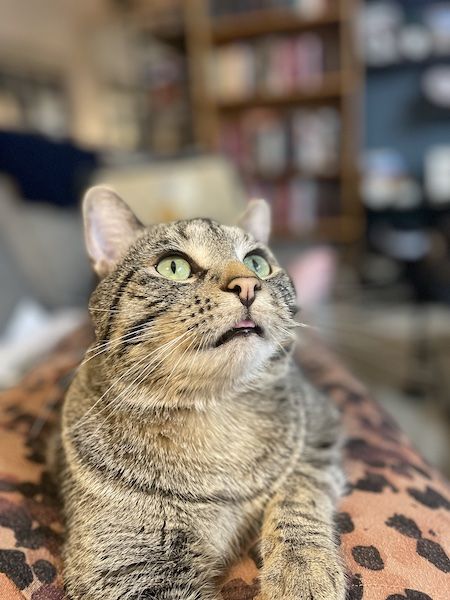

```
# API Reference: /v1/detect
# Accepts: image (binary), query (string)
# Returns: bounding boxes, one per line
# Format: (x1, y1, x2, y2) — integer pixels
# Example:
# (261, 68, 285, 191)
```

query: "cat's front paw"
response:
(258, 548, 346, 600)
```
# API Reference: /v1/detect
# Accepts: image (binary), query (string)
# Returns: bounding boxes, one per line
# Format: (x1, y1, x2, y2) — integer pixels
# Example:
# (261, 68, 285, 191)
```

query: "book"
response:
(211, 32, 326, 101)
(292, 107, 340, 174)
(219, 107, 340, 177)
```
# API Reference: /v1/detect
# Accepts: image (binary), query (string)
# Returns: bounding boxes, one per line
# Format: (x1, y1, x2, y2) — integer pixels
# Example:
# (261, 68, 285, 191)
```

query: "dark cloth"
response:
(0, 131, 98, 207)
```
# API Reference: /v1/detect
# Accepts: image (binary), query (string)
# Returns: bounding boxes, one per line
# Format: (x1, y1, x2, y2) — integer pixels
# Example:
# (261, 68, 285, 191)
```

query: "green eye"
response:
(244, 254, 271, 278)
(156, 256, 191, 280)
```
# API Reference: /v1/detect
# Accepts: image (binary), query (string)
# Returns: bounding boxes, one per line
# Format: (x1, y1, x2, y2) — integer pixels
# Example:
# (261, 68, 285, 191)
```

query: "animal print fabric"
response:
(0, 326, 449, 600)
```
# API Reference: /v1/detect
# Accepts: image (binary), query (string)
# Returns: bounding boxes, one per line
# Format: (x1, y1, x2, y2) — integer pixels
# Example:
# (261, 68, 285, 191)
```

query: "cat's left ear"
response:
(237, 199, 271, 244)
(82, 185, 143, 278)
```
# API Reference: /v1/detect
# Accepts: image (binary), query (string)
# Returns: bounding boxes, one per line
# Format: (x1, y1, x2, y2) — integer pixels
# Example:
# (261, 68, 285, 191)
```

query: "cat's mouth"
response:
(214, 319, 264, 347)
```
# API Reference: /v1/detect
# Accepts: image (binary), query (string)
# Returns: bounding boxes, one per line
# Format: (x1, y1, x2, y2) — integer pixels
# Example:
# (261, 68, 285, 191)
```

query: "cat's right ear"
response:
(82, 185, 143, 278)
(237, 199, 271, 244)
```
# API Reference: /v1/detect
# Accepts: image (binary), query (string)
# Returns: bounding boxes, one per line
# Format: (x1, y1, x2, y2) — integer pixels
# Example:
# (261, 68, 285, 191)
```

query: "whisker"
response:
(155, 335, 199, 399)
(82, 313, 200, 362)
(70, 331, 192, 432)
(89, 331, 197, 433)
(83, 325, 163, 358)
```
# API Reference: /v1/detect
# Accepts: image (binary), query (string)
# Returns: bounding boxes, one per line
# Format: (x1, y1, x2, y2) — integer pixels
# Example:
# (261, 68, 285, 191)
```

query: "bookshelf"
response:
(211, 10, 341, 43)
(183, 0, 364, 244)
(138, 1, 361, 243)
(215, 73, 343, 111)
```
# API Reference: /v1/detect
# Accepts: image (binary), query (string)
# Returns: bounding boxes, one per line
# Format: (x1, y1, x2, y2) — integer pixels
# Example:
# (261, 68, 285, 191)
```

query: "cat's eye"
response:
(156, 256, 191, 280)
(244, 254, 271, 278)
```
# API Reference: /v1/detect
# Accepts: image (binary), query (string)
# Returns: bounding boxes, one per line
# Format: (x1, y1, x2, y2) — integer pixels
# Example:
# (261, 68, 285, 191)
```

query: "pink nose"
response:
(227, 277, 261, 307)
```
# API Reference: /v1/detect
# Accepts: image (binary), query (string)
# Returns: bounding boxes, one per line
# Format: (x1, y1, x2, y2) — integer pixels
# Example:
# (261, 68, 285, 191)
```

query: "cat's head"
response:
(83, 186, 298, 408)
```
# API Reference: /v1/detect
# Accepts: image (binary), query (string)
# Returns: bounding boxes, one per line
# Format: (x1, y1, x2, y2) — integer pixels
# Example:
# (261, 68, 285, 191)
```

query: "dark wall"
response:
(365, 0, 450, 178)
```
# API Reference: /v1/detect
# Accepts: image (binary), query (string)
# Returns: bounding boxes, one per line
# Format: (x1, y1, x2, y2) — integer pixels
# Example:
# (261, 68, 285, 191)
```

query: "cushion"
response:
(0, 326, 449, 600)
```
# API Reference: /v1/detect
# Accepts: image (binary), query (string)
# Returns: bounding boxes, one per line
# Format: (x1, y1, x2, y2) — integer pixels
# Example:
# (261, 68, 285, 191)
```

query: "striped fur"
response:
(52, 191, 346, 600)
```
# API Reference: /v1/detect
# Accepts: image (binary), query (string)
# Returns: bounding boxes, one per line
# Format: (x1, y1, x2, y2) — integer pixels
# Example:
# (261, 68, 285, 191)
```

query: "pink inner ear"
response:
(83, 186, 143, 277)
(90, 213, 121, 263)
(287, 248, 337, 308)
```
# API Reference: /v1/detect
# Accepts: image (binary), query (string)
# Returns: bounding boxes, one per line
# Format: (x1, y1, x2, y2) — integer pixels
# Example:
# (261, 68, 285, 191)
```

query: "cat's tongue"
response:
(234, 319, 256, 329)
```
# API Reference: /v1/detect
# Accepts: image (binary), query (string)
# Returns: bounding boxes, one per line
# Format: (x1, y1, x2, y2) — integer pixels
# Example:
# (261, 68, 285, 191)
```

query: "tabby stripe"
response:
(72, 434, 272, 504)
(117, 306, 166, 354)
(102, 560, 193, 582)
(132, 582, 203, 600)
(276, 510, 328, 527)
(126, 291, 148, 300)
(160, 516, 167, 547)
(177, 222, 189, 240)
(101, 561, 148, 580)
(277, 538, 331, 550)
(274, 523, 329, 534)
(309, 457, 331, 469)
(102, 269, 136, 341)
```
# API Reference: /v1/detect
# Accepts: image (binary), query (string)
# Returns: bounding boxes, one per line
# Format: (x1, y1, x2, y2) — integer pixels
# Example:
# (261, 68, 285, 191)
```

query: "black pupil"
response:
(252, 258, 259, 271)
(171, 260, 177, 274)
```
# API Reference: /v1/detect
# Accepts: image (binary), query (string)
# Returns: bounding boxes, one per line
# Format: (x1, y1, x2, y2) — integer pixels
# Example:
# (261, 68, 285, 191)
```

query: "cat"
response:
(50, 185, 346, 600)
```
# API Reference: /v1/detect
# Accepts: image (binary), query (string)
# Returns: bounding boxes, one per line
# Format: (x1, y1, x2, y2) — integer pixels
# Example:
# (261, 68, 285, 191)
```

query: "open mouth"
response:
(215, 319, 264, 347)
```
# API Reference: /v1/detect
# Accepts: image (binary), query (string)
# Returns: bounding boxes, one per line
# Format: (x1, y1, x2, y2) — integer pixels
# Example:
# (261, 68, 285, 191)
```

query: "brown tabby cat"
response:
(51, 185, 346, 600)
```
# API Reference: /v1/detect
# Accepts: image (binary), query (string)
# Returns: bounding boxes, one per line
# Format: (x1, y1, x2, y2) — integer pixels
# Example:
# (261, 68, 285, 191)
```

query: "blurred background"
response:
(0, 0, 449, 473)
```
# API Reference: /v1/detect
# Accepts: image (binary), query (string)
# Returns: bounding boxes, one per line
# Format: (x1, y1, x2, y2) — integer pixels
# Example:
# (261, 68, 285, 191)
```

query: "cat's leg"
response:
(63, 518, 224, 600)
(64, 548, 222, 600)
(258, 462, 346, 600)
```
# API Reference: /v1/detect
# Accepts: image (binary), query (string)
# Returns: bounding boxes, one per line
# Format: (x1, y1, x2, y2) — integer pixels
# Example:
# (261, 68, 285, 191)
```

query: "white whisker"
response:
(70, 331, 192, 432)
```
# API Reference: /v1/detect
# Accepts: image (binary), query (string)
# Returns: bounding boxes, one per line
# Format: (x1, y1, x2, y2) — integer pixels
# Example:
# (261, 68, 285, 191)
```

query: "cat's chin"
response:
(210, 331, 275, 383)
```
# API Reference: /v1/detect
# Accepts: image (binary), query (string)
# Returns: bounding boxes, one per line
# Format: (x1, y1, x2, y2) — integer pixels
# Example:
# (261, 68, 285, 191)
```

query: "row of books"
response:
(209, 0, 330, 19)
(244, 178, 340, 234)
(219, 107, 340, 177)
(209, 33, 332, 101)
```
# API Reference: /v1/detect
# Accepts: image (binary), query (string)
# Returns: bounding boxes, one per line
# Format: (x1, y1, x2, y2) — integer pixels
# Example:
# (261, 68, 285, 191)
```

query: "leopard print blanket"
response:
(0, 326, 449, 600)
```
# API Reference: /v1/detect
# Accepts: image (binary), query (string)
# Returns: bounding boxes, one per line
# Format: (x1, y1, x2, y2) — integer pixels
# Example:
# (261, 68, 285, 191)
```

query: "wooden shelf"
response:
(242, 168, 341, 182)
(211, 10, 341, 44)
(136, 23, 186, 44)
(214, 74, 342, 111)
(273, 216, 364, 244)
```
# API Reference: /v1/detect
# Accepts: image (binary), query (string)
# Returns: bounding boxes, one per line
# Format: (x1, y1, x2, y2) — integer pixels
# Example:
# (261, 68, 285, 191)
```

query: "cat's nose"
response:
(226, 277, 261, 307)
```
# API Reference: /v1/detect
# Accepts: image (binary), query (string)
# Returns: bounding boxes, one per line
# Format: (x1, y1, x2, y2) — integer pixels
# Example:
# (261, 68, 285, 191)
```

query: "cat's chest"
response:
(143, 405, 297, 491)
(68, 388, 301, 504)
(95, 401, 296, 493)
